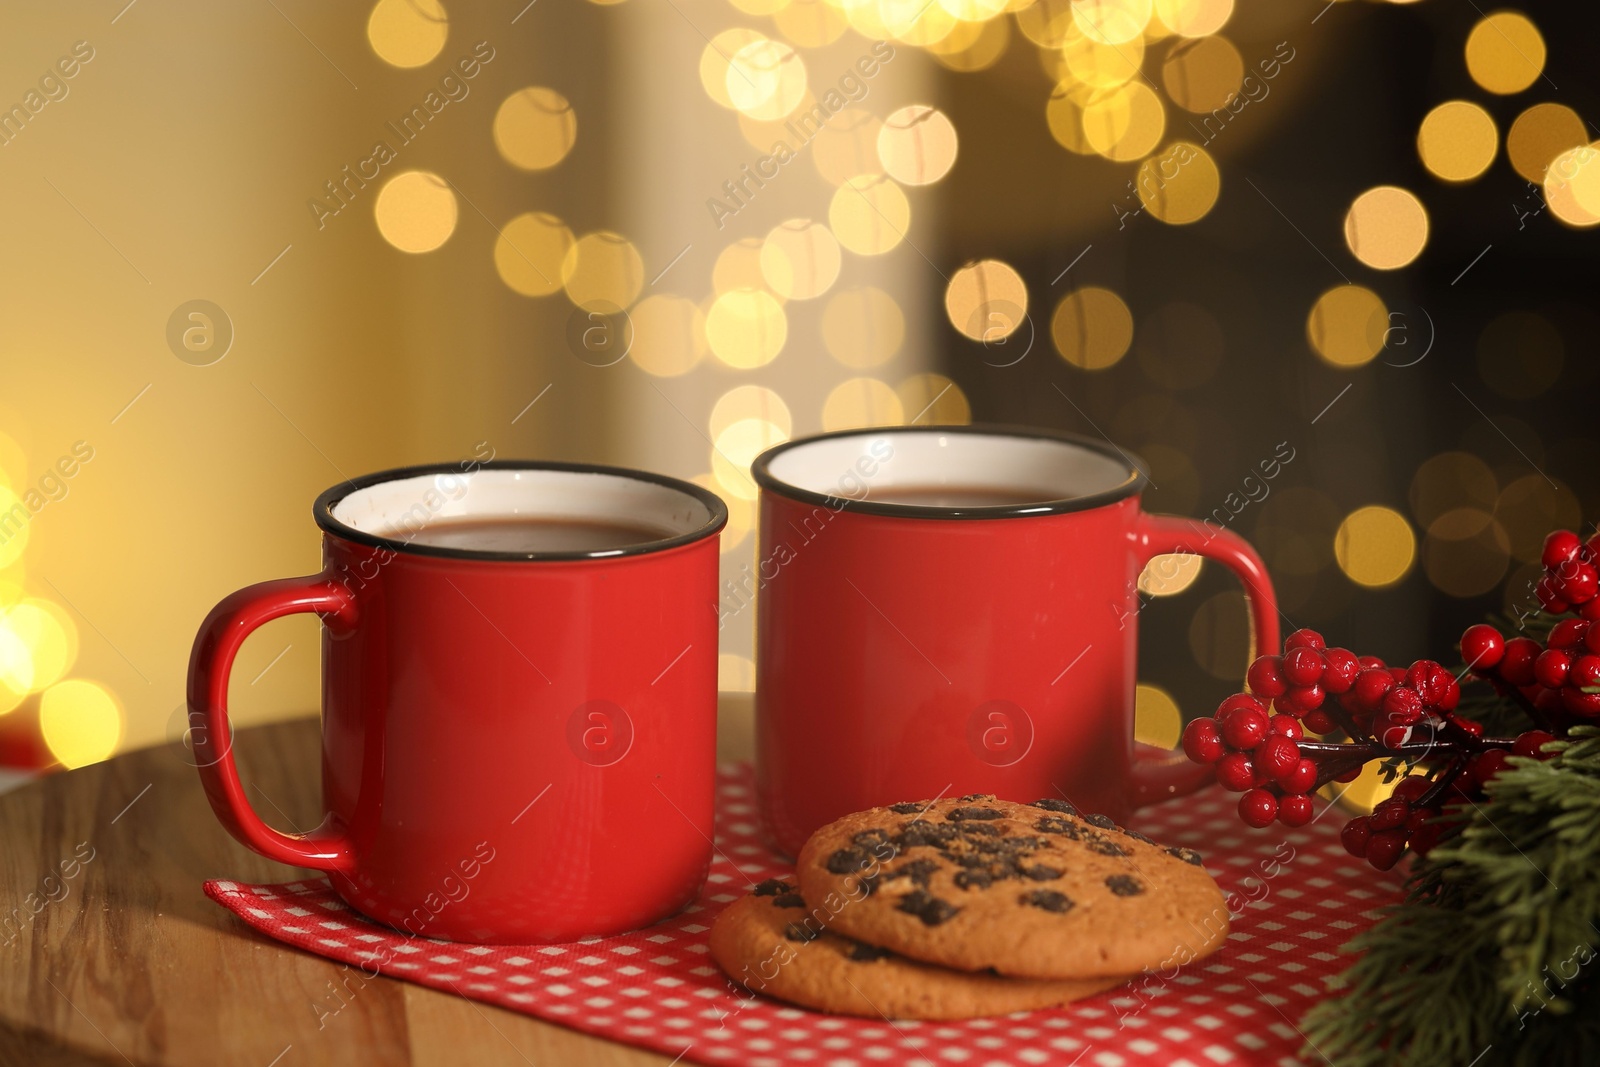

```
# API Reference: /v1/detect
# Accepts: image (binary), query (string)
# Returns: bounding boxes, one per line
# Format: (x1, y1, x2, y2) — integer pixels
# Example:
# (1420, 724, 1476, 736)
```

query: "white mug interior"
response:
(330, 468, 716, 550)
(763, 430, 1139, 507)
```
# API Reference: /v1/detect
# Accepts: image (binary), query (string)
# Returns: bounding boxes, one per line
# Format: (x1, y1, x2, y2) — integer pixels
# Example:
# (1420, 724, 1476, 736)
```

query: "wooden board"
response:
(0, 695, 756, 1066)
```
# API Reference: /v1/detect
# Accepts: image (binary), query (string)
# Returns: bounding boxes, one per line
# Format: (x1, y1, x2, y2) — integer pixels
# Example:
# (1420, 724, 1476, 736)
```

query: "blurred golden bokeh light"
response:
(1422, 509, 1510, 598)
(1083, 82, 1165, 162)
(1416, 100, 1497, 182)
(1155, 0, 1232, 37)
(929, 15, 1010, 72)
(1343, 186, 1428, 270)
(829, 175, 911, 255)
(628, 295, 707, 377)
(1133, 683, 1182, 749)
(1506, 103, 1586, 182)
(878, 105, 959, 185)
(366, 0, 448, 69)
(774, 0, 850, 47)
(1139, 552, 1203, 596)
(374, 170, 458, 254)
(1162, 36, 1243, 113)
(39, 679, 122, 770)
(822, 377, 905, 431)
(713, 419, 788, 500)
(701, 29, 766, 109)
(712, 238, 773, 297)
(494, 213, 574, 297)
(707, 290, 788, 368)
(561, 232, 644, 311)
(1074, 0, 1154, 46)
(1063, 26, 1145, 88)
(728, 38, 807, 121)
(1543, 145, 1600, 228)
(493, 88, 578, 171)
(1052, 287, 1134, 369)
(822, 287, 905, 367)
(812, 110, 885, 185)
(1409, 451, 1497, 529)
(945, 259, 1028, 342)
(1464, 11, 1546, 95)
(897, 373, 972, 425)
(1334, 505, 1415, 588)
(759, 220, 842, 300)
(1306, 284, 1388, 367)
(1136, 142, 1220, 223)
(712, 385, 793, 441)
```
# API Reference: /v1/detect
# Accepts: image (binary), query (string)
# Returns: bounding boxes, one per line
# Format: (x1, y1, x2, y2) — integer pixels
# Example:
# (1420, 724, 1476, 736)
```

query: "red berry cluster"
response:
(1534, 529, 1600, 618)
(1340, 730, 1557, 870)
(1462, 619, 1600, 719)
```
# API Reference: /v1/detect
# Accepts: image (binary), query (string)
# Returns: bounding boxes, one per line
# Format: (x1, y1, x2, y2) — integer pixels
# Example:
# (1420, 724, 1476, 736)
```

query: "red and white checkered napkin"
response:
(206, 766, 1402, 1067)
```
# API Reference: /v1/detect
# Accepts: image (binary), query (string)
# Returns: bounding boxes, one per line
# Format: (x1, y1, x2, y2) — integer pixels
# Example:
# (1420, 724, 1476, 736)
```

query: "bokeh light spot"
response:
(493, 88, 578, 171)
(829, 175, 910, 255)
(1161, 36, 1243, 114)
(628, 295, 706, 377)
(561, 232, 644, 310)
(40, 679, 122, 769)
(1136, 141, 1220, 223)
(1155, 0, 1232, 37)
(1052, 287, 1134, 369)
(759, 220, 842, 301)
(1343, 186, 1428, 270)
(1307, 285, 1389, 367)
(374, 171, 457, 253)
(494, 213, 574, 297)
(707, 290, 788, 368)
(822, 287, 905, 368)
(1083, 82, 1165, 162)
(946, 260, 1028, 343)
(1506, 103, 1586, 183)
(1334, 506, 1415, 588)
(714, 419, 788, 500)
(897, 373, 972, 425)
(822, 378, 905, 431)
(1464, 11, 1545, 95)
(1139, 553, 1202, 597)
(712, 385, 792, 441)
(367, 0, 448, 69)
(1133, 683, 1182, 749)
(878, 105, 958, 186)
(1417, 100, 1497, 182)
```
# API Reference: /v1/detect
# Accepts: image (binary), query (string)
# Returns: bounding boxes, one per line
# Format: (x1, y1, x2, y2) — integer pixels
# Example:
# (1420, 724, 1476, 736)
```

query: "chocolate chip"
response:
(897, 890, 960, 926)
(783, 922, 822, 942)
(1030, 798, 1080, 817)
(1105, 875, 1144, 897)
(886, 859, 941, 887)
(826, 847, 872, 874)
(889, 802, 924, 815)
(853, 828, 893, 849)
(1023, 864, 1063, 881)
(1124, 829, 1153, 845)
(1086, 837, 1131, 858)
(959, 822, 1004, 837)
(954, 869, 994, 890)
(1020, 889, 1074, 913)
(753, 879, 792, 896)
(1035, 817, 1083, 839)
(1166, 846, 1204, 866)
(897, 823, 961, 849)
(1085, 813, 1116, 830)
(772, 892, 807, 909)
(848, 940, 891, 962)
(948, 806, 1006, 821)
(1002, 835, 1044, 852)
(958, 793, 992, 802)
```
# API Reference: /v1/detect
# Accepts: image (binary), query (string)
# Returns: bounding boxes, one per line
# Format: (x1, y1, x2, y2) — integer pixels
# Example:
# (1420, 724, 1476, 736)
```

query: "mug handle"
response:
(1128, 514, 1280, 809)
(187, 573, 358, 874)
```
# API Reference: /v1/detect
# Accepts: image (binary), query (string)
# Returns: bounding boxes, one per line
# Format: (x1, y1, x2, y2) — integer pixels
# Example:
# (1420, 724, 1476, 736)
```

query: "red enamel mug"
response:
(751, 425, 1279, 857)
(188, 461, 726, 942)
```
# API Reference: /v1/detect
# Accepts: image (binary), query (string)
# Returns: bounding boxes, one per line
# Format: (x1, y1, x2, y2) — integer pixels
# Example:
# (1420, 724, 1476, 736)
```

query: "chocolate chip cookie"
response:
(794, 795, 1228, 980)
(709, 879, 1128, 1020)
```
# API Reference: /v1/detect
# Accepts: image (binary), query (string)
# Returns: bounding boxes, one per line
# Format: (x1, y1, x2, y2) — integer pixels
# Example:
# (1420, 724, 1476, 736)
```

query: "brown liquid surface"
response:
(869, 485, 1057, 507)
(400, 515, 673, 553)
